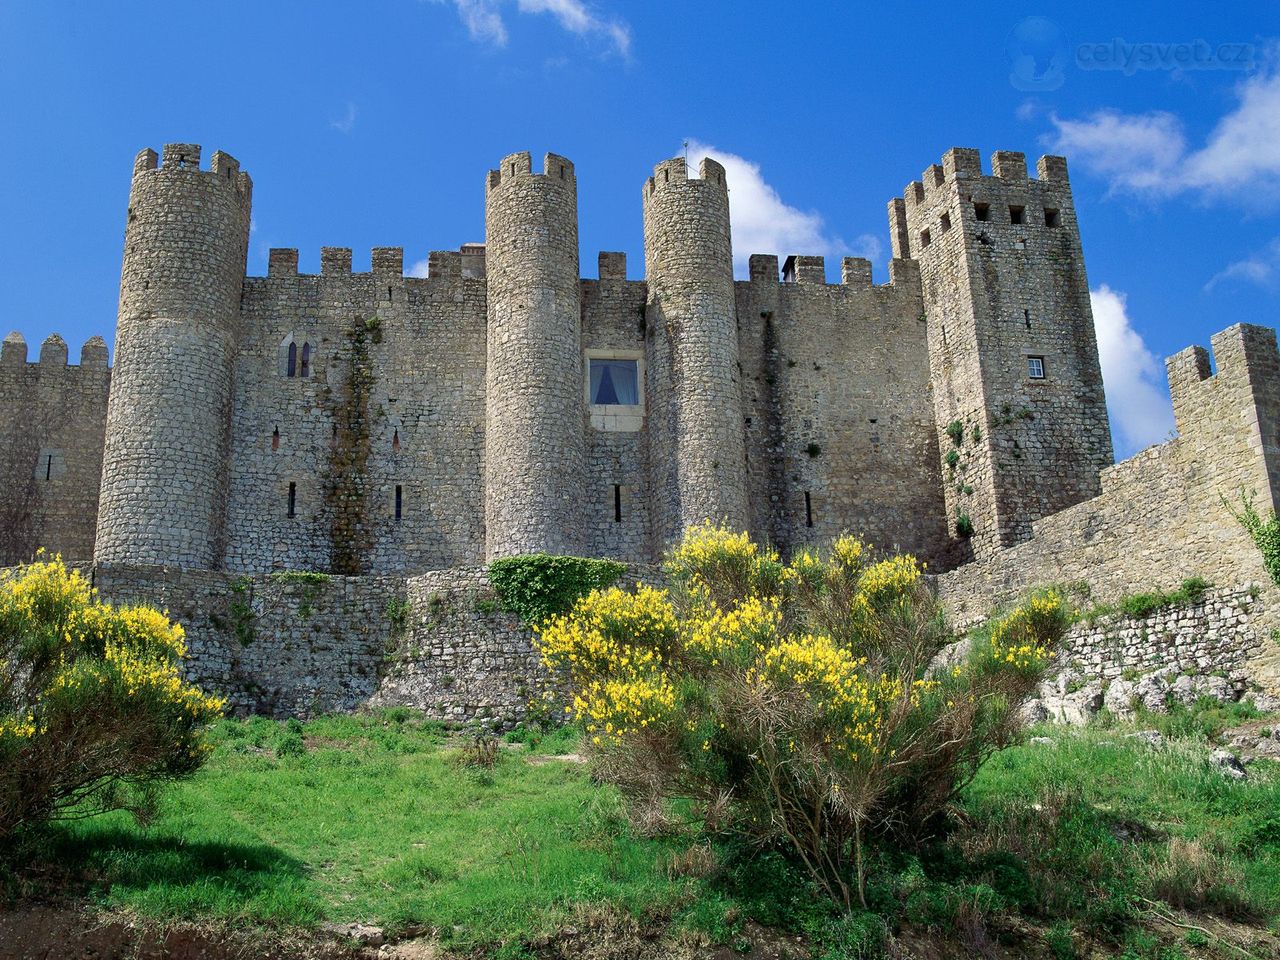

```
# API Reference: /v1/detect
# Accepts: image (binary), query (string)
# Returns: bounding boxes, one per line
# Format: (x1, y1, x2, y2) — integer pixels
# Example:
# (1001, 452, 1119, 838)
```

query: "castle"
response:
(0, 143, 1115, 573)
(2, 143, 1277, 721)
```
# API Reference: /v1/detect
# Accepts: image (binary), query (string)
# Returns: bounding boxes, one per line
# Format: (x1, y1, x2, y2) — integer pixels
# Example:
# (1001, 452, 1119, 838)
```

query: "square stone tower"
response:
(891, 148, 1113, 557)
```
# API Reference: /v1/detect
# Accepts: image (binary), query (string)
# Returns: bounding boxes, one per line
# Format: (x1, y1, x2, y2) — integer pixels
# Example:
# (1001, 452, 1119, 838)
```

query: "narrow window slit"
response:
(271, 426, 280, 451)
(45, 455, 53, 481)
(613, 484, 622, 523)
(395, 485, 403, 520)
(300, 343, 310, 378)
(287, 482, 297, 518)
(392, 429, 401, 453)
(804, 492, 813, 528)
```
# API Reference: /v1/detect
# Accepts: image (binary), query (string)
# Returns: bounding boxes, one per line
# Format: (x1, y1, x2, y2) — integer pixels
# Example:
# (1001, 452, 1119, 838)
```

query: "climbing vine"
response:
(1229, 489, 1280, 586)
(324, 316, 382, 575)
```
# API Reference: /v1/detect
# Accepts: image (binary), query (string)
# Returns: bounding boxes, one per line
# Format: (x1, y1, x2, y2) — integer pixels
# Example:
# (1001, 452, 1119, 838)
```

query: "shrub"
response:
(535, 524, 1066, 909)
(488, 553, 627, 626)
(0, 556, 225, 840)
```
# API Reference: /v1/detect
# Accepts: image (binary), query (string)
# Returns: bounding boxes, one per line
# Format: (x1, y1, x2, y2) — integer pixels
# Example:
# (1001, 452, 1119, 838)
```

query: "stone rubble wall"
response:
(1030, 585, 1266, 724)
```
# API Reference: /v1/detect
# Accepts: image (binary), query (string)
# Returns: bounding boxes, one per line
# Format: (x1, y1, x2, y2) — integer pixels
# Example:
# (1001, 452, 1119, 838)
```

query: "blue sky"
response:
(1, 2, 1278, 460)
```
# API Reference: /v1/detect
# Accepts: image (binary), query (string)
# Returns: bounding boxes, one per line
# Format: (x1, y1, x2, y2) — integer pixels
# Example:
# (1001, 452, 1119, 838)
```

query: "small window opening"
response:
(1024, 310, 1031, 330)
(177, 155, 186, 168)
(287, 341, 297, 377)
(392, 429, 401, 453)
(973, 202, 990, 222)
(387, 285, 393, 302)
(1009, 205, 1025, 225)
(395, 485, 403, 520)
(45, 455, 53, 481)
(804, 492, 814, 528)
(287, 482, 297, 518)
(613, 484, 622, 523)
(299, 343, 311, 378)
(1028, 356, 1046, 379)
(589, 358, 640, 406)
(940, 212, 951, 232)
(330, 424, 338, 449)
(1044, 208, 1060, 228)
(271, 426, 280, 451)
(510, 162, 515, 175)
(919, 228, 932, 248)
(559, 165, 565, 179)
(664, 168, 669, 182)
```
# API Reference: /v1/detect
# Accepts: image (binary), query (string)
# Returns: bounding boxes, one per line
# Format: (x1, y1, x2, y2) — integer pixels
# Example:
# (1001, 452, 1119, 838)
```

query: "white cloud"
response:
(329, 102, 358, 134)
(685, 140, 876, 277)
(408, 258, 431, 278)
(1045, 66, 1280, 201)
(1206, 237, 1280, 291)
(429, 0, 628, 55)
(1091, 284, 1175, 457)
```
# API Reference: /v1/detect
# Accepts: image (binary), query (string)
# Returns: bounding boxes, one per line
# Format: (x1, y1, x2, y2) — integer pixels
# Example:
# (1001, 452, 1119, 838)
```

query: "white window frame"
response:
(1027, 355, 1046, 379)
(585, 349, 645, 432)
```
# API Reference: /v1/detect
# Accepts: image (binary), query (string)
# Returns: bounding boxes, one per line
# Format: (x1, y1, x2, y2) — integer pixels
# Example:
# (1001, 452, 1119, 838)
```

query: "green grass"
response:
(9, 711, 690, 949)
(7, 707, 1280, 957)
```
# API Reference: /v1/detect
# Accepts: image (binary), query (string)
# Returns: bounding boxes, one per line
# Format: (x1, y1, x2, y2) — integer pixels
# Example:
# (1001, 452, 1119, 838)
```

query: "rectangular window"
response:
(589, 358, 639, 406)
(1009, 205, 1025, 225)
(973, 202, 990, 222)
(613, 484, 622, 522)
(287, 482, 297, 518)
(919, 228, 931, 248)
(395, 484, 403, 520)
(1027, 356, 1046, 379)
(1044, 207, 1060, 227)
(940, 212, 951, 232)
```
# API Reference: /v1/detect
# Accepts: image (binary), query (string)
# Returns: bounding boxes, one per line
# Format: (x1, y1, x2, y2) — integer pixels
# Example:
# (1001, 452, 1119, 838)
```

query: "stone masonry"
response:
(4, 141, 1280, 721)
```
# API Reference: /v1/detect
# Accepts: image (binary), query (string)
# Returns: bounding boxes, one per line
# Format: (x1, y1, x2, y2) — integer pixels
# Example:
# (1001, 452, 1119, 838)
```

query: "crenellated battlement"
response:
(0, 332, 110, 370)
(132, 143, 251, 198)
(486, 151, 576, 192)
(1168, 324, 1280, 431)
(643, 156, 727, 200)
(891, 147, 1079, 262)
(261, 245, 481, 280)
(741, 254, 919, 295)
(900, 147, 1072, 218)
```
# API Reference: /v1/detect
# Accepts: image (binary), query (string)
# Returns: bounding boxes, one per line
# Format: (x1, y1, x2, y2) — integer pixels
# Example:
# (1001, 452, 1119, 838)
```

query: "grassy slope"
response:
(8, 706, 1280, 958)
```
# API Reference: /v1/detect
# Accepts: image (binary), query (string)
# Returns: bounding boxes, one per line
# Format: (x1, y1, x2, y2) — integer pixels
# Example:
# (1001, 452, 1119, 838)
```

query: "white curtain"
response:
(590, 359, 638, 405)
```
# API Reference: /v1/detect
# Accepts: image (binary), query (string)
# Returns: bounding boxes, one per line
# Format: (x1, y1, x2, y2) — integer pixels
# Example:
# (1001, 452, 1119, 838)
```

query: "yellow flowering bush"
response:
(536, 528, 1066, 909)
(0, 555, 224, 839)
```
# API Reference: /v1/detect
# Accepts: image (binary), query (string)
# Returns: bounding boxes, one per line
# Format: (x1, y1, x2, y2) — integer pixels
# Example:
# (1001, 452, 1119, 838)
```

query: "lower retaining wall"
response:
(9, 562, 1269, 726)
(95, 565, 404, 718)
(370, 567, 539, 726)
(1056, 585, 1262, 683)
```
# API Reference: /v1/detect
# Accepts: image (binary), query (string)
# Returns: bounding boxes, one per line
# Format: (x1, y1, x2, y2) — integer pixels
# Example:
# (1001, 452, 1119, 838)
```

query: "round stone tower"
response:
(642, 156, 749, 547)
(483, 151, 585, 559)
(95, 143, 251, 569)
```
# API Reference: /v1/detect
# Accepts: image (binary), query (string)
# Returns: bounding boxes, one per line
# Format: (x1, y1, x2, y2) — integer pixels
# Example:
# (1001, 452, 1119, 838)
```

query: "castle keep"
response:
(2, 142, 1278, 721)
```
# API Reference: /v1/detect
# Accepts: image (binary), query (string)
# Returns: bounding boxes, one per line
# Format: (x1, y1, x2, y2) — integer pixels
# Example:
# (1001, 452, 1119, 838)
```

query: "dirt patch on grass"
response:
(0, 906, 364, 960)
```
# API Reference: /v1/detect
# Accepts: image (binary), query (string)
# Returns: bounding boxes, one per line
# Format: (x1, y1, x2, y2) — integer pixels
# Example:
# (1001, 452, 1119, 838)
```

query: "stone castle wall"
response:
(937, 323, 1280, 629)
(736, 255, 950, 564)
(0, 335, 110, 566)
(226, 248, 489, 575)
